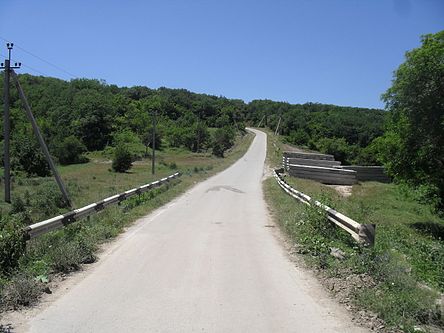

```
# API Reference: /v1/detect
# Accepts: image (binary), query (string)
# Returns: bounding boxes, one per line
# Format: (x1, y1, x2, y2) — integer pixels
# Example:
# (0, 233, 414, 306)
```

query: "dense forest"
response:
(0, 73, 385, 176)
(245, 100, 386, 165)
(0, 74, 249, 175)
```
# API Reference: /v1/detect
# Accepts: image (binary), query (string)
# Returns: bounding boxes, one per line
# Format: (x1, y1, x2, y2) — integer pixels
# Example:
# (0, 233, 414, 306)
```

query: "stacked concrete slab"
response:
(336, 166, 390, 183)
(288, 164, 357, 185)
(283, 151, 357, 185)
(284, 157, 341, 168)
(282, 150, 390, 185)
(283, 151, 335, 161)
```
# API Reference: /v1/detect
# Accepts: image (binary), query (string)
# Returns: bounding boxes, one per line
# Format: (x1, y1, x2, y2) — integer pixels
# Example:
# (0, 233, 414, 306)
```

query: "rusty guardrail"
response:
(274, 169, 375, 246)
(24, 172, 181, 240)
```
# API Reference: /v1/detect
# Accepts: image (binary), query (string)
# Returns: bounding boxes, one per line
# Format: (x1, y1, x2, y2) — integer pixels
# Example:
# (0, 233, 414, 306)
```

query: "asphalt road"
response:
(25, 129, 367, 332)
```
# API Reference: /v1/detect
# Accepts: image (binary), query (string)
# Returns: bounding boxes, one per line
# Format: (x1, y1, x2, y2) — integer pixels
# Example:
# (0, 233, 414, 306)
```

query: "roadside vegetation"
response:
(264, 141, 443, 332)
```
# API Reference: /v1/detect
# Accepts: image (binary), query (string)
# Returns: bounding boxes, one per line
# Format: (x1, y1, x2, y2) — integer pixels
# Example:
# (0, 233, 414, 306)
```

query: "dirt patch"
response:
(327, 185, 353, 197)
(282, 143, 305, 152)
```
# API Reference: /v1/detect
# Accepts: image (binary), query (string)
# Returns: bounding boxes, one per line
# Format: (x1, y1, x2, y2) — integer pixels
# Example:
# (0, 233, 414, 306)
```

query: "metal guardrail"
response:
(274, 169, 375, 246)
(24, 172, 181, 240)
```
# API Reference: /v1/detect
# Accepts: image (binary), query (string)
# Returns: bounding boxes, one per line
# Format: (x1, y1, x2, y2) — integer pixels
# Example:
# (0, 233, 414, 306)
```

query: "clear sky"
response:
(1, 0, 443, 108)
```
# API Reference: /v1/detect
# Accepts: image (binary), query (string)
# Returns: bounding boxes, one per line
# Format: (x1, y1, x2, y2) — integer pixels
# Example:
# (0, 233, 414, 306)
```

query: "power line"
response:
(0, 36, 78, 78)
(1, 52, 48, 76)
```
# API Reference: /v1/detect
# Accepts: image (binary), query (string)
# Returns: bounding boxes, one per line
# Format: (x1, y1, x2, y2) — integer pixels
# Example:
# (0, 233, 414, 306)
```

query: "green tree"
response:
(141, 127, 162, 156)
(10, 134, 51, 177)
(212, 126, 235, 157)
(55, 136, 88, 165)
(381, 31, 444, 209)
(314, 137, 357, 165)
(112, 145, 133, 173)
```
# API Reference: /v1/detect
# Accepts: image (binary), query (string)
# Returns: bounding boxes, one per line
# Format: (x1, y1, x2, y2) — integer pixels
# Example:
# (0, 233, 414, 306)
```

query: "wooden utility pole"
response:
(1, 43, 21, 203)
(257, 115, 265, 128)
(274, 117, 282, 136)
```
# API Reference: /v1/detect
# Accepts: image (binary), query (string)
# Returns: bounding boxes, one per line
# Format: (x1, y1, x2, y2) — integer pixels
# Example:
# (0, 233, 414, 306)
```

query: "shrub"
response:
(1, 273, 40, 308)
(46, 231, 96, 273)
(10, 197, 27, 214)
(54, 135, 88, 165)
(0, 216, 26, 276)
(212, 126, 235, 157)
(113, 130, 145, 160)
(287, 129, 310, 146)
(11, 134, 50, 177)
(314, 137, 357, 165)
(33, 182, 69, 217)
(112, 145, 132, 173)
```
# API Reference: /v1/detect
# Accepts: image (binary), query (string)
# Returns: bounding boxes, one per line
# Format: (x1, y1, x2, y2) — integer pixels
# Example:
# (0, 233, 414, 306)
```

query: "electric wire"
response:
(1, 52, 48, 77)
(0, 36, 78, 78)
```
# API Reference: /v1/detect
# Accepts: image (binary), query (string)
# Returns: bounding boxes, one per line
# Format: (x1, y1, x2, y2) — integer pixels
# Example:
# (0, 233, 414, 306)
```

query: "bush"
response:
(1, 273, 40, 308)
(54, 135, 88, 165)
(113, 130, 145, 160)
(212, 126, 235, 157)
(314, 137, 357, 165)
(11, 134, 50, 177)
(0, 217, 26, 276)
(112, 145, 132, 173)
(33, 182, 69, 217)
(287, 129, 310, 146)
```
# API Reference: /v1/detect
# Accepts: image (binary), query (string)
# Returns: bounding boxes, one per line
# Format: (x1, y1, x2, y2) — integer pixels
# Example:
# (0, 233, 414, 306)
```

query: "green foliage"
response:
(212, 126, 235, 157)
(10, 134, 50, 177)
(33, 181, 69, 217)
(314, 137, 357, 165)
(264, 176, 443, 331)
(381, 31, 444, 210)
(1, 272, 40, 308)
(0, 216, 26, 276)
(287, 129, 310, 146)
(54, 135, 88, 165)
(113, 129, 145, 160)
(112, 145, 133, 173)
(141, 127, 162, 153)
(355, 250, 439, 331)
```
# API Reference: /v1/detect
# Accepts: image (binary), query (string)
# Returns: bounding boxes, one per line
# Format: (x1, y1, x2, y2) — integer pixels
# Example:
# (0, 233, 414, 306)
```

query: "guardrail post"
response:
(358, 224, 376, 247)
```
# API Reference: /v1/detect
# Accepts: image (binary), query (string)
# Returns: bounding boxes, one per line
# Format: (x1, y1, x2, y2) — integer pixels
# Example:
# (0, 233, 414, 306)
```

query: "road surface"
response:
(23, 129, 367, 332)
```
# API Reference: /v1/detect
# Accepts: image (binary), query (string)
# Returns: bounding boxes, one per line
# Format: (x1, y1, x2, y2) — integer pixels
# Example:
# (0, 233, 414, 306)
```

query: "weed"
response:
(0, 216, 27, 276)
(1, 273, 40, 308)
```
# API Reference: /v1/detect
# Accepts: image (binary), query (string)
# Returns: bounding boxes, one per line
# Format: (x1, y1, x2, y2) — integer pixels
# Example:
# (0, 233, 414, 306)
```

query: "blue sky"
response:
(1, 0, 443, 108)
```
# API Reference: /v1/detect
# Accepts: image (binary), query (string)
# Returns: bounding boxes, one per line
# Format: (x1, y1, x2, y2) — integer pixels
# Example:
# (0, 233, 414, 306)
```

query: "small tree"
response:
(212, 126, 235, 157)
(55, 136, 88, 165)
(10, 134, 51, 177)
(112, 145, 132, 173)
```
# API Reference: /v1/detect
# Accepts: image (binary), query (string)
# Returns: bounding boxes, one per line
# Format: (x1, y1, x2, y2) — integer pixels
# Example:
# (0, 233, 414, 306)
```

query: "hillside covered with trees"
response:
(0, 73, 386, 175)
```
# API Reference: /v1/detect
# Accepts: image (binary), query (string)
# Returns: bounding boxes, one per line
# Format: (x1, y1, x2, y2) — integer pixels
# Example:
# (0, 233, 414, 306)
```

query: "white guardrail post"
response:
(23, 172, 181, 240)
(273, 169, 375, 246)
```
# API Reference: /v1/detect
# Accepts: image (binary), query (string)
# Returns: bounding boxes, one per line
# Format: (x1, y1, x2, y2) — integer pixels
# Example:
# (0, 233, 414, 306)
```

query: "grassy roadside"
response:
(262, 129, 443, 333)
(0, 131, 254, 313)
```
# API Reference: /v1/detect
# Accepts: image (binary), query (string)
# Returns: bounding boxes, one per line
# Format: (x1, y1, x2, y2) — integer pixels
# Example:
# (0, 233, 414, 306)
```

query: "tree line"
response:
(0, 30, 442, 210)
(0, 76, 247, 174)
